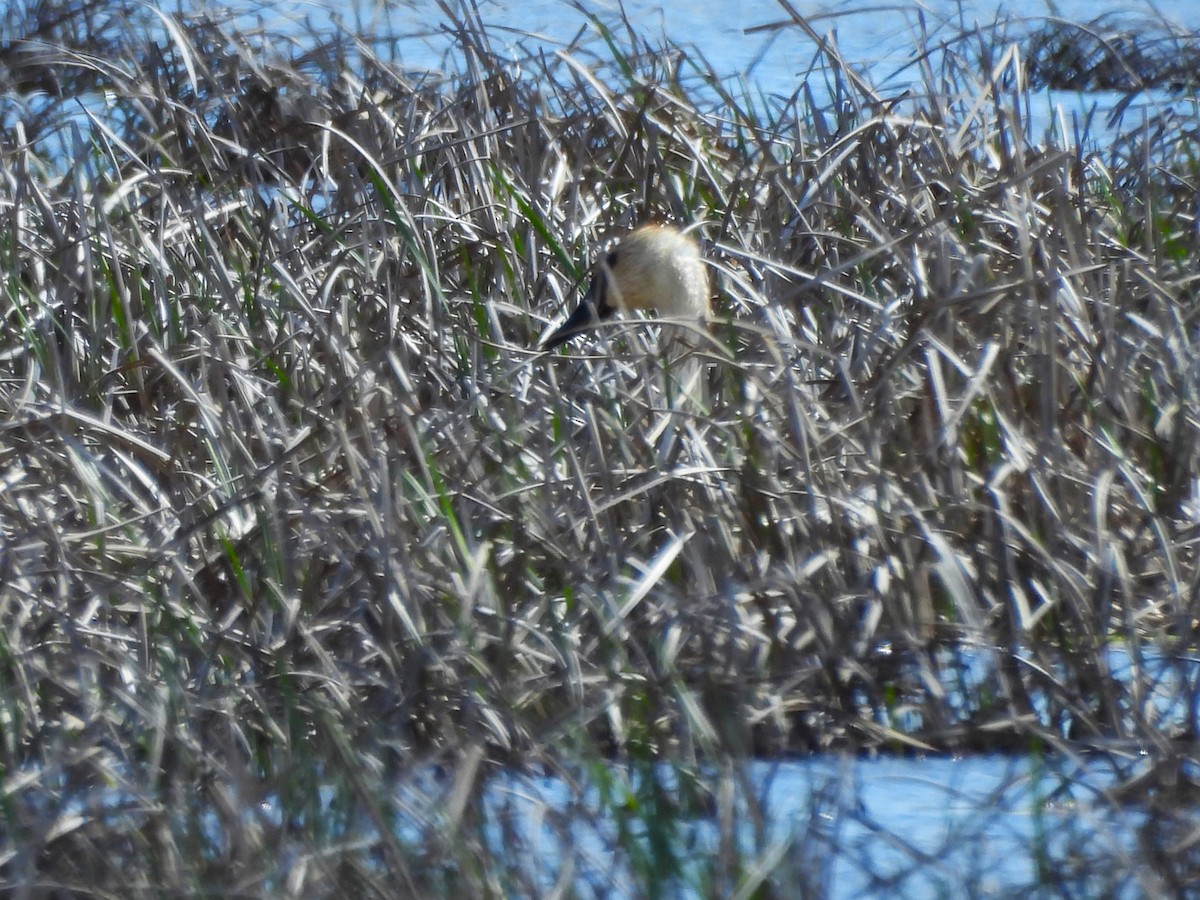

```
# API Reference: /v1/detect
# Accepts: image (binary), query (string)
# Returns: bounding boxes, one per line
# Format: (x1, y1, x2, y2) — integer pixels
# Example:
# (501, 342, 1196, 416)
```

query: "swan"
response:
(539, 224, 710, 350)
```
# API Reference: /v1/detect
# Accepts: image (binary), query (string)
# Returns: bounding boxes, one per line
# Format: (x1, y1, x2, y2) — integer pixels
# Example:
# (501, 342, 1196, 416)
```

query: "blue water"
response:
(369, 644, 1194, 895)
(262, 0, 1200, 151)
(353, 0, 1200, 93)
(422, 753, 1151, 897)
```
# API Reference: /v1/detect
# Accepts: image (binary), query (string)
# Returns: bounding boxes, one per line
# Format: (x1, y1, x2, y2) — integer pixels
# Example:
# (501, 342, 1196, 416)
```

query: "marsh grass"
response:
(2, 0, 1199, 894)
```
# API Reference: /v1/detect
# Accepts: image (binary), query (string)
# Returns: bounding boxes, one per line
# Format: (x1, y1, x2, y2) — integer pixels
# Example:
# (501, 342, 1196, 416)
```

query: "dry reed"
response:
(1, 0, 1198, 894)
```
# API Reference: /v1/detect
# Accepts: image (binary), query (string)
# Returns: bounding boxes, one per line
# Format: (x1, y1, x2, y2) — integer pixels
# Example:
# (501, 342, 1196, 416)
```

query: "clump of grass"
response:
(1024, 13, 1200, 91)
(1, 0, 1199, 893)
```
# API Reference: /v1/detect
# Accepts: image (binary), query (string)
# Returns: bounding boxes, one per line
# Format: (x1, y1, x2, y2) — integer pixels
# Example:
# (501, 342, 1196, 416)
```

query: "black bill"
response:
(539, 299, 600, 350)
(538, 269, 615, 350)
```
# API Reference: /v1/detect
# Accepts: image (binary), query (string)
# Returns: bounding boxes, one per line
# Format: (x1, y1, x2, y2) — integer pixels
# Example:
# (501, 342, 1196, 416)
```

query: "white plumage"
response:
(539, 224, 710, 350)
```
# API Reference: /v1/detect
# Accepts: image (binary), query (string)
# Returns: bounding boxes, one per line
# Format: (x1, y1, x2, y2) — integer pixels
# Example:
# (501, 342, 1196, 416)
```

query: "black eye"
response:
(605, 250, 619, 267)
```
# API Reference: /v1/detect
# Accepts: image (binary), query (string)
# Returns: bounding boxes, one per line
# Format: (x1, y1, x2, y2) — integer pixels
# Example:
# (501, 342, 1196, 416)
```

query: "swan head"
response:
(539, 224, 710, 350)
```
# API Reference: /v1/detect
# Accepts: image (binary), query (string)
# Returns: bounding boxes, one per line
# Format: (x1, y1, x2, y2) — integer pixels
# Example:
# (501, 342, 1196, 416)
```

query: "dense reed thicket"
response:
(2, 0, 1198, 894)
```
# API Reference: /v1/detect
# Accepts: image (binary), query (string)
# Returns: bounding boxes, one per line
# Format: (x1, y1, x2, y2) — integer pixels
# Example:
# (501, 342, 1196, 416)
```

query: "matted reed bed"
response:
(2, 0, 1198, 894)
